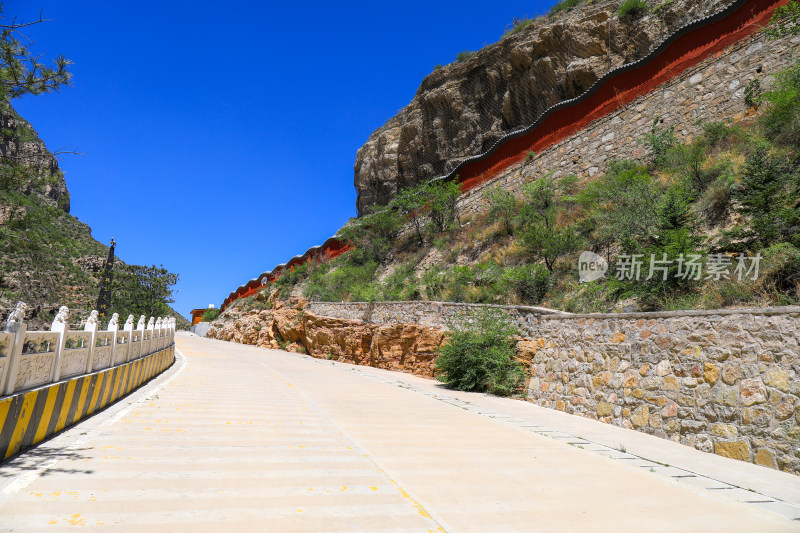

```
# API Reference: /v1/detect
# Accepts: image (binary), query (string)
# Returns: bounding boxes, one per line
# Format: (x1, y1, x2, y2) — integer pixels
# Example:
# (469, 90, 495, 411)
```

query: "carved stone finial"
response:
(137, 315, 146, 330)
(147, 317, 155, 330)
(5, 301, 28, 332)
(51, 306, 70, 333)
(155, 317, 163, 329)
(84, 309, 99, 332)
(125, 315, 134, 328)
(107, 312, 119, 330)
(53, 306, 69, 324)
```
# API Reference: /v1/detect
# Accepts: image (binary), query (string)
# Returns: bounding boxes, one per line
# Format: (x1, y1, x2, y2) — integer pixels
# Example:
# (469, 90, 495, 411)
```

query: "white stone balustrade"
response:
(0, 302, 176, 397)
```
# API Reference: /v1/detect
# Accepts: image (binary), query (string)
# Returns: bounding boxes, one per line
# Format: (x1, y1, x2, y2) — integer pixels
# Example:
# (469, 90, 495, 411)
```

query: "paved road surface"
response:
(0, 333, 798, 531)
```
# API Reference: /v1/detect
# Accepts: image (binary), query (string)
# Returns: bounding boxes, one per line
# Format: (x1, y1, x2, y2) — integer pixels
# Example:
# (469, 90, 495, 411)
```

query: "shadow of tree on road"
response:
(0, 445, 95, 478)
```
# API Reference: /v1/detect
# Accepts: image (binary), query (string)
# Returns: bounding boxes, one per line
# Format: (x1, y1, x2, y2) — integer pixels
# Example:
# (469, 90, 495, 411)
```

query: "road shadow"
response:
(0, 445, 95, 478)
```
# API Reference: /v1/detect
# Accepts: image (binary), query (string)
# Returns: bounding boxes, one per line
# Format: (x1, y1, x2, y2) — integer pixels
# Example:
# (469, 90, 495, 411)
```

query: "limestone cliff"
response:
(354, 0, 729, 214)
(0, 103, 69, 212)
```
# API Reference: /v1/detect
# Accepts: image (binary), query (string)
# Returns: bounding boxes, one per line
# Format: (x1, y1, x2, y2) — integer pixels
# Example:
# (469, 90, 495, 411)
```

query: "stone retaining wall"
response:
(306, 301, 567, 333)
(308, 301, 800, 474)
(528, 307, 800, 474)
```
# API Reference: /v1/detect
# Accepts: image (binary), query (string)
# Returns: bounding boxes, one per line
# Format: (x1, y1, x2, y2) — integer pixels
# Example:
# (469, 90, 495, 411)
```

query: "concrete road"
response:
(0, 333, 797, 532)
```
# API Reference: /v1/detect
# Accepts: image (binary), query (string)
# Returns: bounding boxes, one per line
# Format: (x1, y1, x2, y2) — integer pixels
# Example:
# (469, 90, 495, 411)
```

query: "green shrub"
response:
(744, 79, 762, 108)
(201, 308, 220, 322)
(766, 0, 800, 39)
(434, 309, 523, 396)
(455, 50, 476, 62)
(498, 264, 551, 304)
(641, 118, 677, 168)
(757, 243, 800, 299)
(762, 61, 800, 147)
(618, 0, 648, 18)
(550, 0, 584, 15)
(653, 0, 674, 14)
(303, 256, 379, 302)
(578, 161, 663, 253)
(503, 17, 535, 37)
(699, 175, 734, 222)
(730, 147, 799, 248)
(379, 262, 421, 301)
(485, 186, 518, 235)
(701, 121, 736, 147)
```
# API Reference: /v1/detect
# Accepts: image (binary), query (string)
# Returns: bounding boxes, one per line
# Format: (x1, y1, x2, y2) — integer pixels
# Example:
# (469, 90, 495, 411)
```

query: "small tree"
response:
(434, 308, 523, 396)
(761, 61, 800, 147)
(201, 308, 220, 322)
(641, 118, 677, 168)
(485, 186, 518, 235)
(730, 147, 800, 248)
(110, 264, 179, 319)
(392, 179, 461, 245)
(578, 160, 663, 252)
(339, 205, 403, 262)
(425, 179, 461, 233)
(518, 177, 580, 271)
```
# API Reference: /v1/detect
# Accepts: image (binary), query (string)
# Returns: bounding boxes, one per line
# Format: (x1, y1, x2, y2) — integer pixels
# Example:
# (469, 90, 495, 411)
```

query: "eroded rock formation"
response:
(206, 297, 447, 377)
(354, 0, 728, 214)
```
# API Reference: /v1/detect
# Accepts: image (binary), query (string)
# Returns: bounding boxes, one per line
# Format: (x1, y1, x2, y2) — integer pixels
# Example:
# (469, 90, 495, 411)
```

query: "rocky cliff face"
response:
(354, 0, 728, 214)
(0, 103, 69, 212)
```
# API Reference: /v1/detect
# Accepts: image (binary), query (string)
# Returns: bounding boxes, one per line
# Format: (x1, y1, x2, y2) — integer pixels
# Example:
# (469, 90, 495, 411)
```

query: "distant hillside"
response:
(0, 101, 188, 329)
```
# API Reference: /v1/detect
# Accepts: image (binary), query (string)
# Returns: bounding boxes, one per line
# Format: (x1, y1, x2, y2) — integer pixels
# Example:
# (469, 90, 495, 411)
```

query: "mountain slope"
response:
(0, 101, 188, 329)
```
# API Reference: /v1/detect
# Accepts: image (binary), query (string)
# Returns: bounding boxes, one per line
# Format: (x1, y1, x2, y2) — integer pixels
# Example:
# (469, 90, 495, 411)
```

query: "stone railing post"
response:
(155, 317, 163, 351)
(145, 317, 155, 355)
(107, 313, 119, 366)
(136, 315, 146, 359)
(123, 314, 135, 363)
(50, 306, 70, 382)
(3, 302, 28, 396)
(83, 310, 99, 374)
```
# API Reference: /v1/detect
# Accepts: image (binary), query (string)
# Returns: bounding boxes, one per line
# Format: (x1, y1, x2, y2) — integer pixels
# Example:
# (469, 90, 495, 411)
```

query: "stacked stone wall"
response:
(529, 308, 800, 474)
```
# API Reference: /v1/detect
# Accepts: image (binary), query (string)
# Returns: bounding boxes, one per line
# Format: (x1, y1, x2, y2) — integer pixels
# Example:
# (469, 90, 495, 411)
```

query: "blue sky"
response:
(7, 0, 555, 318)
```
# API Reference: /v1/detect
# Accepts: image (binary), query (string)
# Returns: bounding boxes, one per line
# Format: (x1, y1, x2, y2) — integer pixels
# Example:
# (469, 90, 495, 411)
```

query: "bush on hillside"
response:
(201, 308, 220, 322)
(618, 0, 649, 19)
(762, 61, 800, 147)
(550, 0, 584, 15)
(434, 309, 523, 396)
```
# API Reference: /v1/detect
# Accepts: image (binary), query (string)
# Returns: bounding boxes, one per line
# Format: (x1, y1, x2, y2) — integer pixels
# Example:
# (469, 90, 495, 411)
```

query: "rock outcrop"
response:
(1, 103, 69, 212)
(354, 0, 728, 214)
(207, 297, 447, 377)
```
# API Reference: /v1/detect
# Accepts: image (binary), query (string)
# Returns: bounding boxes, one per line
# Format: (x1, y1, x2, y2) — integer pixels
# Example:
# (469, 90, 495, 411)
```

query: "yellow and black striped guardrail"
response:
(0, 344, 174, 462)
